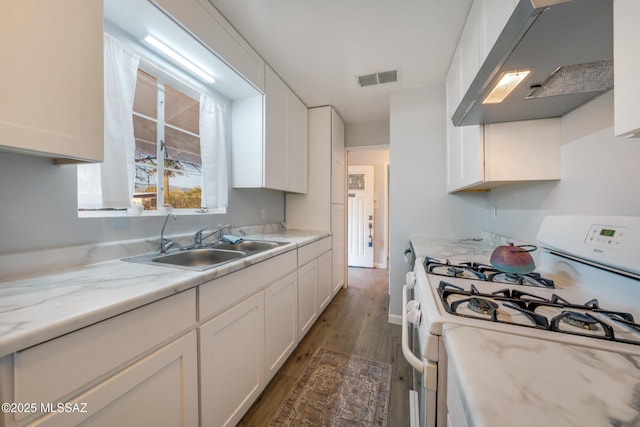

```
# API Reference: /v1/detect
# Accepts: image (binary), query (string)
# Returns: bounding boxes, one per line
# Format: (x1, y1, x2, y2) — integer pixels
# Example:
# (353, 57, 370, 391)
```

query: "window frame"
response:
(78, 29, 228, 218)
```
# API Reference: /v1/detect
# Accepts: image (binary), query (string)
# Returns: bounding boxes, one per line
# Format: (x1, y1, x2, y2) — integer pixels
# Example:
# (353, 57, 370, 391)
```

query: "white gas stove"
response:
(402, 215, 640, 427)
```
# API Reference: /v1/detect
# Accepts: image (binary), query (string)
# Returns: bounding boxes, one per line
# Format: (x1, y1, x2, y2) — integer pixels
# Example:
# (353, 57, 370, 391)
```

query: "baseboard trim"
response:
(388, 313, 402, 325)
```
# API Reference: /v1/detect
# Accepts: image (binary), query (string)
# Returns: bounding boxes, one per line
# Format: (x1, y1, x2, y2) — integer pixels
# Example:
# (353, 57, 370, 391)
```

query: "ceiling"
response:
(207, 0, 472, 125)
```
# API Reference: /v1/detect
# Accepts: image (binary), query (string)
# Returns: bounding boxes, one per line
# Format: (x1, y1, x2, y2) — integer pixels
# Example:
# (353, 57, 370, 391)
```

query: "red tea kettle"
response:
(489, 243, 537, 274)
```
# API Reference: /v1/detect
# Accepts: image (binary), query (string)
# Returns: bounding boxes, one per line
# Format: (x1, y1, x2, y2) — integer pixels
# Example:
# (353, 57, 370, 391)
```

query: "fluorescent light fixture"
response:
(144, 35, 215, 84)
(482, 70, 530, 104)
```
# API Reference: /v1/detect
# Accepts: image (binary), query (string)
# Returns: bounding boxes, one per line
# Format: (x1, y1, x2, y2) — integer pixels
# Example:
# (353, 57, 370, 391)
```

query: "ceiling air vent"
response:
(357, 70, 398, 87)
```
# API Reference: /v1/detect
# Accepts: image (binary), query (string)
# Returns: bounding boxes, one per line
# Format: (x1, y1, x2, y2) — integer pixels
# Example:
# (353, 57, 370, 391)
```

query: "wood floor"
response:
(238, 267, 412, 426)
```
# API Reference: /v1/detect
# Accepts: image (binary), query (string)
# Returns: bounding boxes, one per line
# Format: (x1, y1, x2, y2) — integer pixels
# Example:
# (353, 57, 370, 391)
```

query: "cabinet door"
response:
(484, 118, 560, 181)
(298, 260, 319, 338)
(264, 271, 298, 380)
(479, 0, 517, 61)
(30, 332, 198, 427)
(459, 125, 484, 188)
(264, 66, 290, 191)
(331, 108, 345, 165)
(200, 292, 265, 427)
(317, 250, 333, 311)
(288, 91, 308, 194)
(331, 204, 346, 295)
(0, 0, 103, 162)
(458, 0, 483, 96)
(614, 0, 640, 137)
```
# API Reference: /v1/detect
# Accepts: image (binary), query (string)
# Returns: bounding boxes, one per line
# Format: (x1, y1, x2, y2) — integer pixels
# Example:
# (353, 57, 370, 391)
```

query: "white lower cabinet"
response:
(31, 332, 198, 427)
(298, 259, 319, 338)
(199, 292, 265, 427)
(0, 289, 197, 427)
(331, 204, 346, 294)
(317, 250, 333, 311)
(264, 271, 299, 381)
(1, 246, 336, 427)
(296, 237, 334, 340)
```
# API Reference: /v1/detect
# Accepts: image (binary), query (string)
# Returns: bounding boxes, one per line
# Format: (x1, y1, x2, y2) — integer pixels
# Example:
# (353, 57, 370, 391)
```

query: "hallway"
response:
(239, 267, 411, 426)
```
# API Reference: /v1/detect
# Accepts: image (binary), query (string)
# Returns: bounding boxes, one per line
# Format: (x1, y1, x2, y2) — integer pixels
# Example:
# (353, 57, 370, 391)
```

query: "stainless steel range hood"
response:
(452, 0, 613, 127)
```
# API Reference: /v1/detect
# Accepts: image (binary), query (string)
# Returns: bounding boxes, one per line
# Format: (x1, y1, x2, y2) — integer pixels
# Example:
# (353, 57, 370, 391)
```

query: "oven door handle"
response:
(402, 284, 438, 391)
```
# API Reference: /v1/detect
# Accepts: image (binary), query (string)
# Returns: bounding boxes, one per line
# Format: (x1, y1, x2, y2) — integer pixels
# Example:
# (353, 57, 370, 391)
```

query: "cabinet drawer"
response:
(13, 289, 195, 415)
(298, 241, 319, 266)
(199, 250, 296, 321)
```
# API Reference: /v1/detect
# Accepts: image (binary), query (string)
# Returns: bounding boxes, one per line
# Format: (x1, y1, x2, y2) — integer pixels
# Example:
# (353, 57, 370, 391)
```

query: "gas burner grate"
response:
(423, 257, 554, 288)
(436, 281, 640, 345)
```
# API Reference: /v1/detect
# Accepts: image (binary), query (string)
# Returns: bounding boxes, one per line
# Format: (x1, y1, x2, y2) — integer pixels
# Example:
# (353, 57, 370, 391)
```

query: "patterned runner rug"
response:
(269, 348, 392, 426)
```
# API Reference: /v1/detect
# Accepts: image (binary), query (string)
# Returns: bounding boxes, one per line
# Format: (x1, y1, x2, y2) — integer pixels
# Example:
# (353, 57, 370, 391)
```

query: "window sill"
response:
(78, 207, 227, 219)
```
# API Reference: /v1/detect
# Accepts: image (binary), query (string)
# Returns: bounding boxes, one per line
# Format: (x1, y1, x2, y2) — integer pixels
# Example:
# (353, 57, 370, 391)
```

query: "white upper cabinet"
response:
(232, 65, 308, 193)
(0, 0, 103, 163)
(152, 0, 265, 91)
(613, 0, 640, 138)
(446, 0, 560, 193)
(264, 66, 290, 191)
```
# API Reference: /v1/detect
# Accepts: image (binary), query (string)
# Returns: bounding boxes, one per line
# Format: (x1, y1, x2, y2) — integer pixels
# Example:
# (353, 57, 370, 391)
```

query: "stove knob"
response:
(405, 271, 416, 285)
(407, 309, 421, 326)
(406, 300, 420, 312)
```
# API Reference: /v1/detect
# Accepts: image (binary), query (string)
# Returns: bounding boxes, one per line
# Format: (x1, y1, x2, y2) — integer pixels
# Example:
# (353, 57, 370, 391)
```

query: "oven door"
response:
(403, 283, 438, 427)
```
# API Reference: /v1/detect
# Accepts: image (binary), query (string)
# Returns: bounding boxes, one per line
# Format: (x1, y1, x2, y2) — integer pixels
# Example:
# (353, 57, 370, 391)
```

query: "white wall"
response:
(348, 149, 389, 268)
(484, 91, 640, 242)
(0, 153, 284, 255)
(345, 120, 390, 147)
(388, 84, 485, 319)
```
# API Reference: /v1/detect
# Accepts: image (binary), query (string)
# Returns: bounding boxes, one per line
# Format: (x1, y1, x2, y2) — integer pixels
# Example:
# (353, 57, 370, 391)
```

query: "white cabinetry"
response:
(296, 236, 333, 339)
(614, 0, 640, 138)
(317, 250, 333, 311)
(264, 271, 298, 380)
(297, 257, 319, 338)
(264, 65, 308, 193)
(286, 106, 346, 293)
(0, 289, 197, 427)
(152, 0, 265, 90)
(446, 0, 560, 192)
(197, 250, 297, 426)
(0, 0, 103, 162)
(199, 292, 265, 427)
(331, 203, 346, 294)
(232, 66, 308, 193)
(447, 118, 561, 192)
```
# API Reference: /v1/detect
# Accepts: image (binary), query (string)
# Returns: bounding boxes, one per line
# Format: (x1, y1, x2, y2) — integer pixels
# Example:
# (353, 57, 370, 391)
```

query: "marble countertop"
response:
(410, 236, 495, 263)
(443, 324, 640, 427)
(0, 229, 329, 357)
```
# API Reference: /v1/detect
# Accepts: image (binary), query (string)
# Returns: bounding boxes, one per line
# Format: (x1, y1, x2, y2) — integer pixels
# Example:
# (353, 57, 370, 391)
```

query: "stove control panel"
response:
(585, 224, 627, 250)
(537, 215, 640, 276)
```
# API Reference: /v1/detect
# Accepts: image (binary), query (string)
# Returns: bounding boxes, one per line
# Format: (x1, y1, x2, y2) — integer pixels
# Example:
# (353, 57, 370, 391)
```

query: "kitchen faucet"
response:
(159, 213, 177, 253)
(193, 224, 231, 248)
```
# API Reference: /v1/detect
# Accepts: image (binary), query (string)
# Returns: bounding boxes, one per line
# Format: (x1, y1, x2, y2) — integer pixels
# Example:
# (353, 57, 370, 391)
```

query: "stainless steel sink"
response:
(152, 248, 245, 268)
(211, 240, 283, 253)
(122, 240, 288, 271)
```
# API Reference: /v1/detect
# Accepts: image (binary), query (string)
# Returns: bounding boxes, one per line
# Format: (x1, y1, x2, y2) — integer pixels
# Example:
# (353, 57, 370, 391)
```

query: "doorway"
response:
(346, 148, 390, 270)
(347, 165, 375, 267)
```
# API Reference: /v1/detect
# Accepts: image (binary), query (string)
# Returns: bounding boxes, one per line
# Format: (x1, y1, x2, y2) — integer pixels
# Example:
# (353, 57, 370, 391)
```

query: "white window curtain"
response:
(78, 35, 140, 209)
(199, 94, 228, 212)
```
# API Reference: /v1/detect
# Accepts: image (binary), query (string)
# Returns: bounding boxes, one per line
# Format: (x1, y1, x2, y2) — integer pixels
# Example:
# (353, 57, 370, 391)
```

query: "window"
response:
(78, 34, 228, 216)
(133, 69, 203, 210)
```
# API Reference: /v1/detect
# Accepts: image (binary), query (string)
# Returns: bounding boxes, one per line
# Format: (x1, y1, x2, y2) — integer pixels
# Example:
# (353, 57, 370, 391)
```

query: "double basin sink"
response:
(123, 240, 289, 271)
